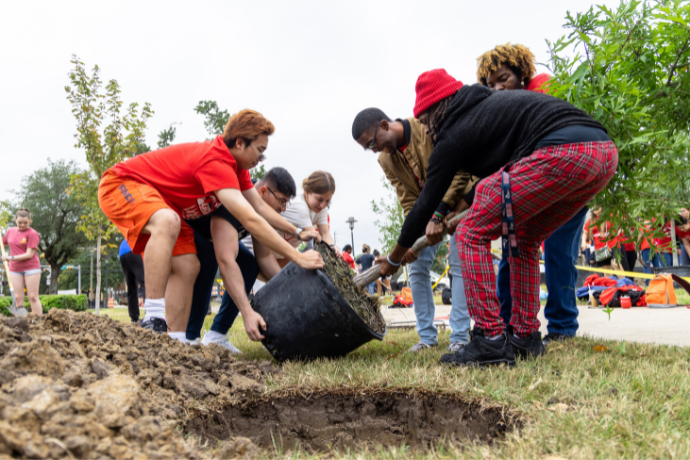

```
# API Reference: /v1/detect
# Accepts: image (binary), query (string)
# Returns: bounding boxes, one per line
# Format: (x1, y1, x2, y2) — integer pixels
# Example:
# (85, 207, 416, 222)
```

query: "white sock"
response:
(143, 298, 165, 320)
(168, 331, 193, 344)
(206, 330, 226, 340)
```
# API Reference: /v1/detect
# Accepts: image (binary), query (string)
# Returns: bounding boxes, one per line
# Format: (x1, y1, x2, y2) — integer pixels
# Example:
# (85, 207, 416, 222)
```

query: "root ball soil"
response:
(0, 310, 276, 459)
(186, 389, 515, 454)
(315, 243, 386, 334)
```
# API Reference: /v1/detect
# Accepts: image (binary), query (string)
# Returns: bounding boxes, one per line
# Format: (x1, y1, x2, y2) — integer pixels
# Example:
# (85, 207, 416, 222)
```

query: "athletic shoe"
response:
(140, 317, 168, 335)
(543, 333, 573, 346)
(407, 342, 437, 353)
(507, 330, 545, 358)
(447, 342, 467, 353)
(440, 329, 515, 367)
(188, 338, 201, 346)
(201, 332, 242, 355)
(131, 320, 140, 326)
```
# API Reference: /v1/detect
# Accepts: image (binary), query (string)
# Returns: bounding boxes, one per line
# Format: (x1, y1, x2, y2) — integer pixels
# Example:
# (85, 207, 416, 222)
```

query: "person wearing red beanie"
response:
(375, 69, 618, 367)
(476, 44, 587, 349)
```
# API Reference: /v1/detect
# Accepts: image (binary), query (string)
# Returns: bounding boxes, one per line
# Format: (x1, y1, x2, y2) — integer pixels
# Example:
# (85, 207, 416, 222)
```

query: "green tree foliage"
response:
(157, 123, 178, 149)
(15, 159, 89, 294)
(371, 177, 405, 254)
(64, 55, 153, 313)
(547, 0, 690, 247)
(194, 100, 230, 137)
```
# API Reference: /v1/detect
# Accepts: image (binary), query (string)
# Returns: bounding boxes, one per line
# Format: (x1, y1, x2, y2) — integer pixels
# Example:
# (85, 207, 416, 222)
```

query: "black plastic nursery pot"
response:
(252, 262, 386, 361)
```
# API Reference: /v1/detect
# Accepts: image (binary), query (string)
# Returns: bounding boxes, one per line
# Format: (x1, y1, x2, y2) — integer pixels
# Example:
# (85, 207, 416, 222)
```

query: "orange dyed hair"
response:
(223, 109, 275, 148)
(476, 43, 537, 86)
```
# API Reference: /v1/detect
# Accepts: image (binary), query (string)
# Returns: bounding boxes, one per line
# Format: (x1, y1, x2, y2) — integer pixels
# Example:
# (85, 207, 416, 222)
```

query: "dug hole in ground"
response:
(186, 242, 518, 455)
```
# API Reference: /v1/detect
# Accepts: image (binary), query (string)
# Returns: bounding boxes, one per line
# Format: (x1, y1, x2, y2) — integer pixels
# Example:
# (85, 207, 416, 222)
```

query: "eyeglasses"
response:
(366, 123, 381, 151)
(251, 144, 267, 162)
(266, 187, 290, 207)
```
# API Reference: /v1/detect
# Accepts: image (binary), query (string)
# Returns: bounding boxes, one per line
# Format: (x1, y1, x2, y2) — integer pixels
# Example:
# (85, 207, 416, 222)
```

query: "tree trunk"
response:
(95, 227, 102, 315)
(671, 219, 679, 267)
(49, 264, 60, 295)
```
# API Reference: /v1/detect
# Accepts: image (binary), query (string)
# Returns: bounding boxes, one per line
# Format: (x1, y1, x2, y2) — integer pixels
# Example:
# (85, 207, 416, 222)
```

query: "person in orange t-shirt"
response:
(98, 110, 323, 342)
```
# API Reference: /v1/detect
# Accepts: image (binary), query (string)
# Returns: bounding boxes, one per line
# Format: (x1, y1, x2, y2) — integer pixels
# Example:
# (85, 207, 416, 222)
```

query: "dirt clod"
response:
(0, 310, 276, 459)
(186, 390, 516, 454)
(315, 242, 386, 334)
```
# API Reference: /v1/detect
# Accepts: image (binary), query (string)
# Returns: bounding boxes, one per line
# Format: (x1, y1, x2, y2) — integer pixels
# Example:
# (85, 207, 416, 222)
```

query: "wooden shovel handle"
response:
(353, 209, 470, 288)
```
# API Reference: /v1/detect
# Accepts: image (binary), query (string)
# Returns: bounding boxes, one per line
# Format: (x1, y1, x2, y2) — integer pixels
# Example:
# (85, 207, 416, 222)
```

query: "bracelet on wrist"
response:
(434, 211, 445, 219)
(387, 255, 401, 266)
(430, 215, 443, 225)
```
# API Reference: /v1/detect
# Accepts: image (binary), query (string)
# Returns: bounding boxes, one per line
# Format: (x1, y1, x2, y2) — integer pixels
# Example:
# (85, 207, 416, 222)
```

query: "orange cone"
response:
(108, 298, 115, 308)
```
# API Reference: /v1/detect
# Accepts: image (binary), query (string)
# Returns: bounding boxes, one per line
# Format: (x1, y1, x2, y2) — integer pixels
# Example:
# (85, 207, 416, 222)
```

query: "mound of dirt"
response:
(315, 243, 386, 334)
(0, 309, 275, 459)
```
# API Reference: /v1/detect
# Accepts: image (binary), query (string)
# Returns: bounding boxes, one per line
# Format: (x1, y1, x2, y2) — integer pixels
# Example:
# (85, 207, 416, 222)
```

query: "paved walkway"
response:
(382, 304, 690, 347)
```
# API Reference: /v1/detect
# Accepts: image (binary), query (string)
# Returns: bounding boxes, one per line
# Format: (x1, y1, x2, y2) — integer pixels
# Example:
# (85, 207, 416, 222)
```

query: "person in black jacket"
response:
(376, 69, 618, 367)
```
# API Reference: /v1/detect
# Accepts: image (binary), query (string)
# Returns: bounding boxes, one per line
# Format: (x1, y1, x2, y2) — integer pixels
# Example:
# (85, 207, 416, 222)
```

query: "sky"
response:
(0, 0, 618, 253)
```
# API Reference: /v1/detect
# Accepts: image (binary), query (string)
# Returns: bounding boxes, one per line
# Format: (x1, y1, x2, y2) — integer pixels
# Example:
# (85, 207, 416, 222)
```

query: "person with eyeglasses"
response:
(185, 167, 308, 352)
(351, 107, 475, 354)
(275, 171, 341, 267)
(99, 109, 324, 345)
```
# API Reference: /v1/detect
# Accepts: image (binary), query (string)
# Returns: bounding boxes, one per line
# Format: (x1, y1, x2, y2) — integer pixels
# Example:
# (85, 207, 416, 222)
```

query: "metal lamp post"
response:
(346, 217, 357, 258)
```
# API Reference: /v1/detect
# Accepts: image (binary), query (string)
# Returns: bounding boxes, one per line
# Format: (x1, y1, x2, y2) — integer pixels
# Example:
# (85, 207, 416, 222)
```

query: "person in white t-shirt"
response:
(274, 171, 341, 267)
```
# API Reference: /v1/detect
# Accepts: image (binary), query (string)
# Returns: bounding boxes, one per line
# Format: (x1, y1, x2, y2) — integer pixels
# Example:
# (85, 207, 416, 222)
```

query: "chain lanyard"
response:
(501, 166, 519, 257)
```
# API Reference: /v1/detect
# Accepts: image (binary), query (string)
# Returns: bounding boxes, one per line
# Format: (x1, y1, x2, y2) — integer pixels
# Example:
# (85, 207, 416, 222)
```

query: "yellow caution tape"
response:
(490, 248, 690, 282)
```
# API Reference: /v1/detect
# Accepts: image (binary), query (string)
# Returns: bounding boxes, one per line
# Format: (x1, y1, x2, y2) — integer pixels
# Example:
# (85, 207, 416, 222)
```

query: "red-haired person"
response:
(377, 69, 617, 367)
(1, 208, 42, 316)
(99, 110, 323, 343)
(477, 43, 589, 345)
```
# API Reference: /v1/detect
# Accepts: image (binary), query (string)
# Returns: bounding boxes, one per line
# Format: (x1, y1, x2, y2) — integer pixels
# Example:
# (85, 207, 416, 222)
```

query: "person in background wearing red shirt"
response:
(341, 244, 355, 271)
(477, 43, 590, 345)
(652, 218, 677, 269)
(586, 208, 617, 270)
(679, 208, 690, 266)
(98, 110, 324, 343)
(1, 208, 42, 316)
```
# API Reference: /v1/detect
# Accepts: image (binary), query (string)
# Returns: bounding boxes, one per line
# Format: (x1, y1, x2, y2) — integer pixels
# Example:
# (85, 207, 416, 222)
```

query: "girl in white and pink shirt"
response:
(2, 208, 42, 315)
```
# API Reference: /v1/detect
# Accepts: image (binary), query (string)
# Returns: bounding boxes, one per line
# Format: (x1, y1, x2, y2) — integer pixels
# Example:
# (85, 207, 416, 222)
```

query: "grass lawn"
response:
(99, 303, 690, 459)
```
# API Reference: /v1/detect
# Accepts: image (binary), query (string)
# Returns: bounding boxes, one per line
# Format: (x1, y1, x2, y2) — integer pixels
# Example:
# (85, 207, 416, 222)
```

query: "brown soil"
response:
(186, 389, 516, 454)
(315, 243, 386, 334)
(0, 309, 276, 459)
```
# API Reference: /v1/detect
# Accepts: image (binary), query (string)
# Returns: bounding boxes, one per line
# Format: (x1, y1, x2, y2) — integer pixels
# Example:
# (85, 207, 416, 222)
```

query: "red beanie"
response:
(413, 69, 464, 118)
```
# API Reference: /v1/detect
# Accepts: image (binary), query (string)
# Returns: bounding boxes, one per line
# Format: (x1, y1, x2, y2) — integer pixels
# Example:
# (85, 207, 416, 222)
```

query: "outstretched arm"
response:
(215, 188, 323, 270)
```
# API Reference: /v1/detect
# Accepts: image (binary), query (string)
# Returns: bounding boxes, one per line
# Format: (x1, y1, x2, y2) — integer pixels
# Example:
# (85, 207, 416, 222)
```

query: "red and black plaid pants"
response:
(456, 141, 618, 337)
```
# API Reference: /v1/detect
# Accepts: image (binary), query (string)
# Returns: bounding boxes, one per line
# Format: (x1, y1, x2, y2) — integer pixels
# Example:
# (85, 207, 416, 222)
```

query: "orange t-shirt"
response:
(110, 136, 253, 220)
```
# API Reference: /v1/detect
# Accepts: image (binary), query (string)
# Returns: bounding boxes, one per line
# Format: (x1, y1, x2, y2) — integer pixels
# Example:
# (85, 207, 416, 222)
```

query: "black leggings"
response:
(119, 252, 145, 322)
(611, 245, 637, 272)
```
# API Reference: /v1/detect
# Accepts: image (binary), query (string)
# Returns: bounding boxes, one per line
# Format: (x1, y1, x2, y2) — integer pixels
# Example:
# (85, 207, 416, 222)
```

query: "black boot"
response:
(507, 330, 545, 358)
(440, 329, 515, 367)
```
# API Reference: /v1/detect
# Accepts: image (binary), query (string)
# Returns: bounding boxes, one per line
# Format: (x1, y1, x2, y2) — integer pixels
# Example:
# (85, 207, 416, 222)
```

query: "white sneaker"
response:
(201, 332, 242, 355)
(447, 342, 467, 353)
(188, 338, 201, 346)
(407, 342, 437, 353)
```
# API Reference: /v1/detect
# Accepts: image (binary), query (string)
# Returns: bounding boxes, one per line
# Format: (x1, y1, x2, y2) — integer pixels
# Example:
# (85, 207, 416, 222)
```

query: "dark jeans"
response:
(652, 252, 673, 270)
(185, 231, 259, 340)
(681, 244, 690, 266)
(497, 206, 588, 337)
(184, 205, 259, 341)
(119, 251, 145, 322)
